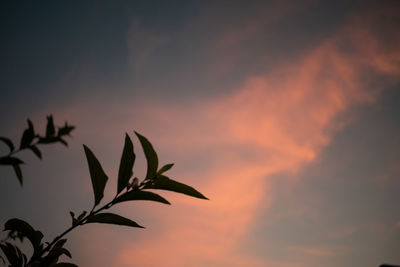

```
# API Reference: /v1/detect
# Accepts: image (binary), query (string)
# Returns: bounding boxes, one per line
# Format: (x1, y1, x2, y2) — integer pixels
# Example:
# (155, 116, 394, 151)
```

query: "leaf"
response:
(77, 211, 87, 221)
(38, 136, 59, 144)
(4, 218, 44, 253)
(49, 247, 72, 258)
(0, 157, 24, 185)
(69, 212, 77, 226)
(0, 242, 25, 267)
(58, 122, 75, 136)
(157, 163, 174, 175)
(29, 145, 42, 159)
(117, 134, 135, 194)
(53, 263, 78, 267)
(129, 177, 139, 189)
(0, 156, 24, 165)
(58, 137, 68, 146)
(12, 164, 23, 186)
(135, 131, 158, 180)
(144, 175, 208, 200)
(46, 115, 55, 137)
(19, 119, 35, 149)
(54, 239, 67, 248)
(113, 190, 170, 205)
(83, 145, 108, 206)
(42, 245, 73, 267)
(0, 137, 14, 152)
(86, 213, 144, 228)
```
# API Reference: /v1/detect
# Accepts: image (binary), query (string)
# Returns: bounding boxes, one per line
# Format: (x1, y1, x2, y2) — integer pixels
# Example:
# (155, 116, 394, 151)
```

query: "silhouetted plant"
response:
(0, 115, 75, 186)
(1, 121, 207, 266)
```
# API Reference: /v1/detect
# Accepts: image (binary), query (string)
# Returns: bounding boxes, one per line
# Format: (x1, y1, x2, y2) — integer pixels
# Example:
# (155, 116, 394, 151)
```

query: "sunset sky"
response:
(1, 1, 400, 266)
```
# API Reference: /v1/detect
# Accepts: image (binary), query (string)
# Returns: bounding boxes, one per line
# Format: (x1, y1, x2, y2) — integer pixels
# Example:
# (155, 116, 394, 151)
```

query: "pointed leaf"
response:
(0, 242, 25, 267)
(135, 132, 158, 180)
(29, 145, 42, 159)
(46, 115, 55, 137)
(114, 190, 170, 205)
(54, 239, 67, 248)
(38, 136, 59, 144)
(69, 212, 77, 226)
(12, 164, 23, 186)
(0, 137, 14, 152)
(42, 245, 73, 267)
(0, 156, 24, 165)
(0, 157, 24, 184)
(83, 145, 108, 206)
(86, 213, 144, 228)
(117, 134, 135, 194)
(58, 137, 68, 146)
(58, 122, 75, 136)
(77, 211, 87, 221)
(157, 163, 174, 175)
(144, 175, 208, 200)
(129, 177, 139, 189)
(4, 218, 43, 253)
(49, 247, 72, 258)
(19, 119, 35, 149)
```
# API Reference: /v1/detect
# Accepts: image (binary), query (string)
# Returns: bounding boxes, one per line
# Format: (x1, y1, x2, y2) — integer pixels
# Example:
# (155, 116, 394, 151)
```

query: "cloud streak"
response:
(107, 5, 400, 267)
(34, 3, 400, 266)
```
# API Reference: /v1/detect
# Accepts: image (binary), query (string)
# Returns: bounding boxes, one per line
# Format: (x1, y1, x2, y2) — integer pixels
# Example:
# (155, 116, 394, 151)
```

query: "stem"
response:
(39, 177, 155, 258)
(40, 197, 115, 256)
(6, 140, 40, 157)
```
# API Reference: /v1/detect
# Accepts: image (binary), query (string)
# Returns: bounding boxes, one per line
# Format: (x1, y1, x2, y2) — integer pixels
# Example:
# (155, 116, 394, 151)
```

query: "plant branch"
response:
(40, 196, 116, 257)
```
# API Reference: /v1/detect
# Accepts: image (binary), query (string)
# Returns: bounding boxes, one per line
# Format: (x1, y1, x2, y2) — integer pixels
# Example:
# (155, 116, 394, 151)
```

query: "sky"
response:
(1, 1, 400, 266)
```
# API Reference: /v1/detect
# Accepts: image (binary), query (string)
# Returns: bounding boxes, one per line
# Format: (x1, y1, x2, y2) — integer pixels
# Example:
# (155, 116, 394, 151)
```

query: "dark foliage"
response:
(1, 119, 207, 266)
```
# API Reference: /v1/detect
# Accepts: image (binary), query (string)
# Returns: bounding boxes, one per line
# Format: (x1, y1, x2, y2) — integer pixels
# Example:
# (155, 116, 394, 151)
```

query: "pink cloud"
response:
(43, 4, 400, 266)
(110, 8, 400, 267)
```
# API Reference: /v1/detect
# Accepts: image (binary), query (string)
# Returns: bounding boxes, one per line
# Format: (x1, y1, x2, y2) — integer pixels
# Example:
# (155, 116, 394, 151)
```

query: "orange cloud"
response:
(112, 7, 400, 267)
(43, 4, 400, 266)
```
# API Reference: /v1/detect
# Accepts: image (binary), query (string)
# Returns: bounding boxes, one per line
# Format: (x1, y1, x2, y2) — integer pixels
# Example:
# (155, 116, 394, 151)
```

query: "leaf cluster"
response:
(1, 219, 75, 267)
(0, 115, 75, 185)
(1, 130, 207, 266)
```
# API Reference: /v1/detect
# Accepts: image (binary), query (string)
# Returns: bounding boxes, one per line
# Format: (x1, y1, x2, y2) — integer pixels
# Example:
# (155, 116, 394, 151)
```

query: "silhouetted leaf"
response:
(48, 247, 72, 259)
(77, 211, 87, 221)
(38, 136, 59, 144)
(0, 137, 14, 152)
(46, 115, 55, 137)
(0, 157, 24, 185)
(69, 212, 77, 226)
(4, 218, 43, 253)
(157, 163, 174, 175)
(42, 245, 73, 267)
(58, 122, 75, 136)
(135, 131, 158, 180)
(0, 255, 5, 265)
(29, 145, 42, 159)
(0, 156, 24, 165)
(117, 134, 135, 194)
(53, 263, 78, 267)
(113, 190, 170, 205)
(12, 164, 23, 186)
(86, 213, 144, 228)
(0, 242, 26, 267)
(19, 119, 35, 149)
(129, 177, 139, 189)
(144, 175, 208, 200)
(83, 145, 108, 206)
(54, 239, 67, 248)
(58, 137, 68, 146)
